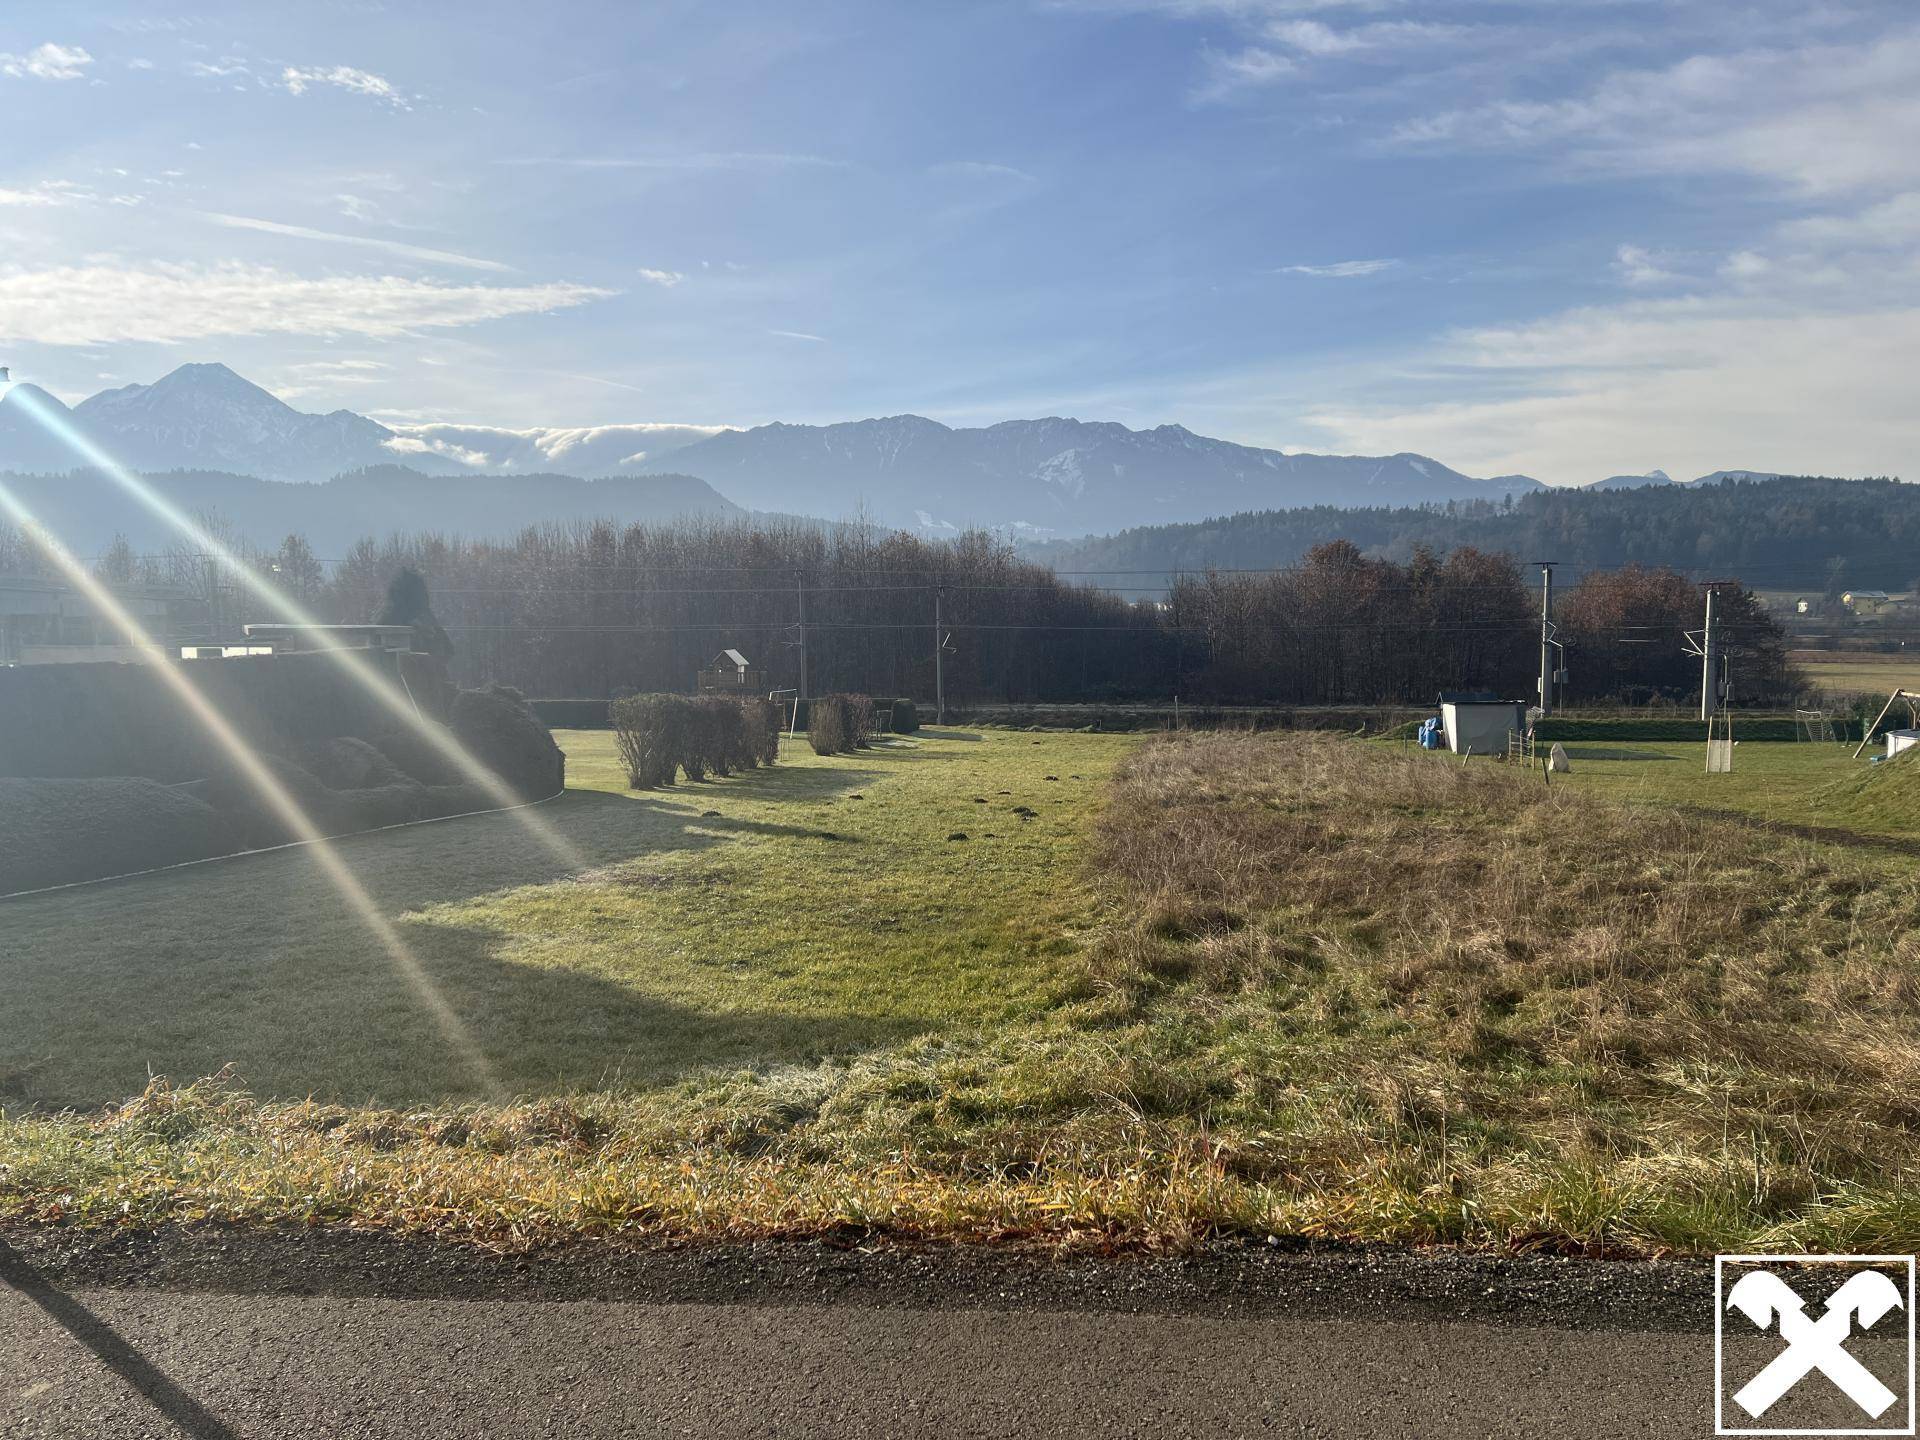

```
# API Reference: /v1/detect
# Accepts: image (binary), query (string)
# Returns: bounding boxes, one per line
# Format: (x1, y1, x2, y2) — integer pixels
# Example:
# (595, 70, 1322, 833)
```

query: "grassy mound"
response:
(1811, 746, 1920, 830)
(0, 777, 231, 893)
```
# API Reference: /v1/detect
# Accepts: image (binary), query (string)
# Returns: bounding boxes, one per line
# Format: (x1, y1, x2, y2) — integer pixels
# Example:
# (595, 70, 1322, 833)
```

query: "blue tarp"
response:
(1417, 716, 1445, 750)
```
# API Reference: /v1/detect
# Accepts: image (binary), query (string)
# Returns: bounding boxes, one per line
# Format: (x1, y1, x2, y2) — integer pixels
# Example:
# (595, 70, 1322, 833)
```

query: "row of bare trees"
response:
(4, 516, 1798, 706)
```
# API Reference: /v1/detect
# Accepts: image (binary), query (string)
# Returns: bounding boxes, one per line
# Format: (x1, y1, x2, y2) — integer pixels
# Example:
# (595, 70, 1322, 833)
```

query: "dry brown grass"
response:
(1068, 733, 1920, 1249)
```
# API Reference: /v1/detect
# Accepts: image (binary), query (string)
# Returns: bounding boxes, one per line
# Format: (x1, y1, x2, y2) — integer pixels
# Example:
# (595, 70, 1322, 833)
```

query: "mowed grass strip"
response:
(9, 730, 1920, 1255)
(0, 729, 1127, 1108)
(1546, 738, 1920, 851)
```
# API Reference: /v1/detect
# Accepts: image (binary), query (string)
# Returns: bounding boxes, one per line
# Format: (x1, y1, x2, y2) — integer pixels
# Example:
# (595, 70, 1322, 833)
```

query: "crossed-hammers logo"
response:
(1717, 1255, 1916, 1436)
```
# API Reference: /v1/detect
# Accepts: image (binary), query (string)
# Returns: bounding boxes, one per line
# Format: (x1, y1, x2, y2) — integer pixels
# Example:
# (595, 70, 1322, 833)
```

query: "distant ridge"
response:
(634, 414, 1543, 534)
(0, 464, 738, 557)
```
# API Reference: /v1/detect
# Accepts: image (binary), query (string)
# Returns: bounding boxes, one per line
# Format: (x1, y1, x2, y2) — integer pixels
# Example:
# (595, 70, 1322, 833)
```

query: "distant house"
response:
(1794, 597, 1813, 615)
(1844, 590, 1894, 615)
(697, 648, 763, 694)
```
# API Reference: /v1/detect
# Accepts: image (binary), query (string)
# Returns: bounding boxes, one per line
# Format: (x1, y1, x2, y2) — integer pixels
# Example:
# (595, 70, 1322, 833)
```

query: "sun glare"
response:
(0, 479, 504, 1098)
(3, 380, 586, 874)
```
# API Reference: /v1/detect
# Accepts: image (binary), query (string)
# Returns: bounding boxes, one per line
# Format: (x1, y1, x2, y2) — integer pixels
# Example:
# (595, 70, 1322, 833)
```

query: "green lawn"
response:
(1544, 737, 1920, 855)
(0, 729, 1132, 1109)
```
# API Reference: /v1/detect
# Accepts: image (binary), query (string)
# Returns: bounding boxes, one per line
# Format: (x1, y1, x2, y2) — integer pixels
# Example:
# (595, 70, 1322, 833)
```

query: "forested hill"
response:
(0, 464, 737, 557)
(1027, 475, 1913, 593)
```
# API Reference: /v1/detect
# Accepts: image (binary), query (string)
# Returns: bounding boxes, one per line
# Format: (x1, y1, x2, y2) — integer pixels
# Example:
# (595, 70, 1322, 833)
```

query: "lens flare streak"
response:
(0, 480, 503, 1099)
(2, 381, 585, 873)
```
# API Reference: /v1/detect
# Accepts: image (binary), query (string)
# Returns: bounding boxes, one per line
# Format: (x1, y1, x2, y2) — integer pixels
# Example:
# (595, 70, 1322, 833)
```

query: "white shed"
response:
(1438, 692, 1526, 757)
(1886, 728, 1920, 759)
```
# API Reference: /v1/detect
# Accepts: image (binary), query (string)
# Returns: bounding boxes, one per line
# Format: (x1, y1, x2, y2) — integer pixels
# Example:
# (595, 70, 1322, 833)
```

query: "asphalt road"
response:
(1, 1231, 1907, 1438)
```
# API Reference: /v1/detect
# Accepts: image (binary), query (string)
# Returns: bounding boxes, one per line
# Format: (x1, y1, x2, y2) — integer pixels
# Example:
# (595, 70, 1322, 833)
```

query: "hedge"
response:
(611, 694, 691, 788)
(744, 697, 781, 767)
(1533, 716, 1803, 742)
(690, 696, 752, 778)
(845, 694, 877, 748)
(612, 693, 780, 787)
(808, 696, 850, 755)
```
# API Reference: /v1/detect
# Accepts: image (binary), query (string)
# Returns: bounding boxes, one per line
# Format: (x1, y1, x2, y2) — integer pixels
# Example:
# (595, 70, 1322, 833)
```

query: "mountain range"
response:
(0, 361, 1783, 542)
(624, 414, 1543, 533)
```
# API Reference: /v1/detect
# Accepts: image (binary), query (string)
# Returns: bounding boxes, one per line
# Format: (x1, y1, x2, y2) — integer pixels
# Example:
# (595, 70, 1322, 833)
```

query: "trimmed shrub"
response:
(744, 697, 782, 768)
(690, 696, 749, 778)
(845, 694, 877, 748)
(450, 685, 566, 801)
(611, 693, 691, 788)
(808, 695, 849, 755)
(891, 697, 920, 733)
(297, 736, 409, 790)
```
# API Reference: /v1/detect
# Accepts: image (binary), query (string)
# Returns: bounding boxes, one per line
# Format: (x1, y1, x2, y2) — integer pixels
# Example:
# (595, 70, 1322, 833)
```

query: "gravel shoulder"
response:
(2, 1225, 1711, 1333)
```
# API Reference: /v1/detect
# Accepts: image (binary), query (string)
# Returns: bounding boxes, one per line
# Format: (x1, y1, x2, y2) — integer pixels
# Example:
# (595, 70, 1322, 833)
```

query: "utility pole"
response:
(934, 584, 946, 725)
(205, 553, 222, 645)
(1686, 583, 1736, 771)
(1171, 567, 1184, 705)
(795, 571, 809, 701)
(1534, 560, 1556, 716)
(1698, 585, 1717, 721)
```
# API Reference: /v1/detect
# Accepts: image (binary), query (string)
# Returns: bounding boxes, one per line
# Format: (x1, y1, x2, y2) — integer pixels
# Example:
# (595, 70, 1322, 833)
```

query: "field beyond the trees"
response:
(5, 727, 1920, 1255)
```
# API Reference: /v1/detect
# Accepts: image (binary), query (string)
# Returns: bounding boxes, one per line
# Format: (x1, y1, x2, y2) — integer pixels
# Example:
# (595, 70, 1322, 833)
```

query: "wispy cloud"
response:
(768, 329, 828, 343)
(1612, 244, 1676, 287)
(1263, 19, 1471, 58)
(282, 64, 409, 109)
(202, 213, 512, 273)
(1778, 191, 1920, 251)
(1195, 45, 1296, 98)
(0, 42, 93, 81)
(1278, 258, 1398, 277)
(930, 160, 1039, 183)
(275, 358, 390, 398)
(187, 56, 252, 80)
(502, 152, 846, 171)
(1390, 30, 1920, 197)
(1304, 294, 1920, 486)
(637, 267, 686, 287)
(0, 182, 83, 208)
(0, 262, 612, 345)
(0, 179, 142, 209)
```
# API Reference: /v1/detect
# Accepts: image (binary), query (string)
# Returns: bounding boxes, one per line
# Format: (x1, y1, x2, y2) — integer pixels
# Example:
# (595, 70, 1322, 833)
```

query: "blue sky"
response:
(3, 1, 1917, 485)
